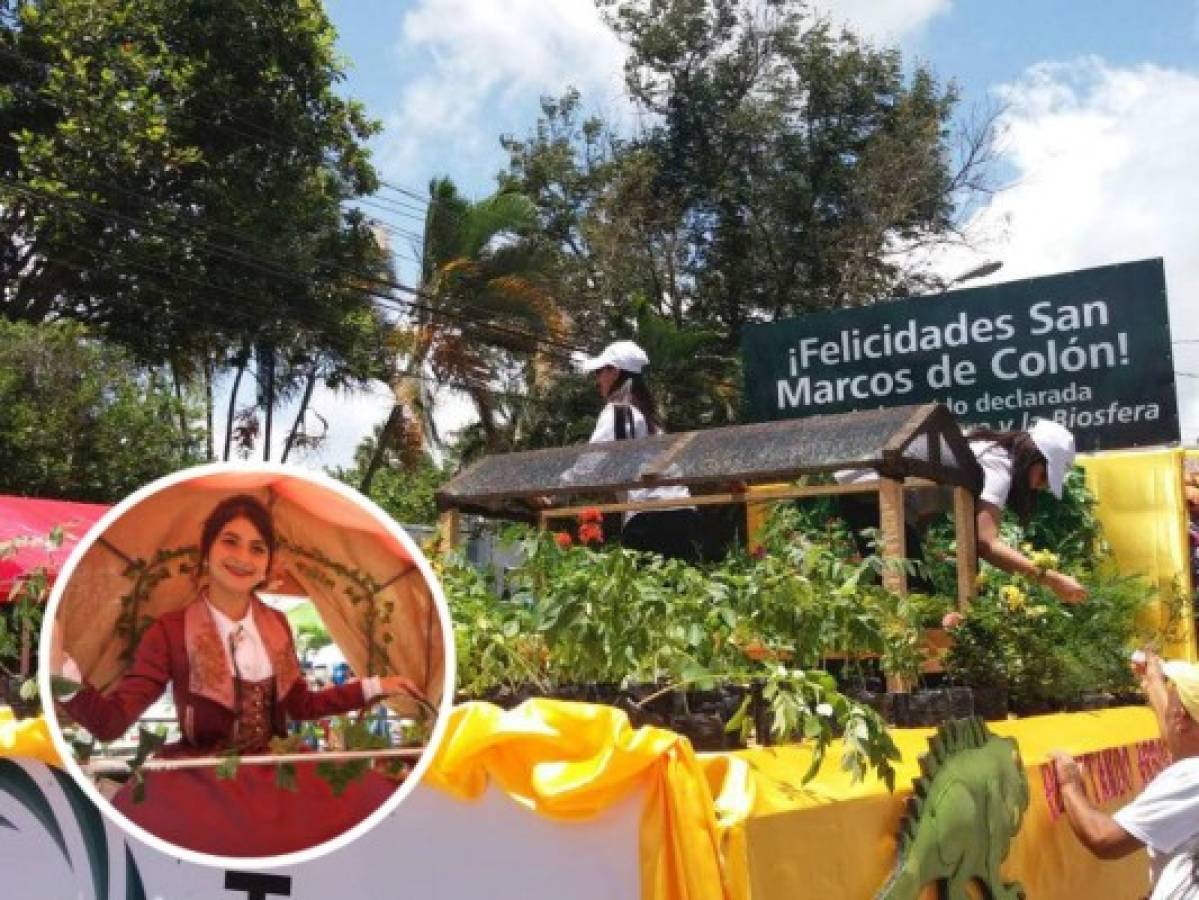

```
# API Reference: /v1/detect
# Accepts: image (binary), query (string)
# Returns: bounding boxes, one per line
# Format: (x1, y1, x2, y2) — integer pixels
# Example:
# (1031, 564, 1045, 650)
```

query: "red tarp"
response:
(0, 496, 110, 601)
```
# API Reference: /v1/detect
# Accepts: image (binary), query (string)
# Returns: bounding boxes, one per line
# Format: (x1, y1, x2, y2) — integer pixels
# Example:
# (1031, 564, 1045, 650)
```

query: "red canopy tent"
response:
(0, 496, 110, 601)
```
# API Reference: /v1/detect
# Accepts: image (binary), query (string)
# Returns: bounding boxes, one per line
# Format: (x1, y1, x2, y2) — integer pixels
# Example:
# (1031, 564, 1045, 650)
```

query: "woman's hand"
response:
(1042, 570, 1086, 604)
(378, 675, 422, 700)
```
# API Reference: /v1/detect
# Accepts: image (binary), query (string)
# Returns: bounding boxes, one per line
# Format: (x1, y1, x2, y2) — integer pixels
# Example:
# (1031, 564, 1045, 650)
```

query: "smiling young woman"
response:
(52, 494, 420, 858)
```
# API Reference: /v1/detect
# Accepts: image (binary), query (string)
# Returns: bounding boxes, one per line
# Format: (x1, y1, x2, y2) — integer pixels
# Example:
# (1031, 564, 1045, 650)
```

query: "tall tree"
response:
(0, 320, 195, 500)
(504, 1, 994, 354)
(0, 0, 391, 455)
(361, 177, 564, 489)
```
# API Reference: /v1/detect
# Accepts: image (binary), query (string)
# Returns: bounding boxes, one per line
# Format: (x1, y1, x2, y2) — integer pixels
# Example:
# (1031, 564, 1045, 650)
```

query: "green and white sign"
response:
(741, 258, 1179, 452)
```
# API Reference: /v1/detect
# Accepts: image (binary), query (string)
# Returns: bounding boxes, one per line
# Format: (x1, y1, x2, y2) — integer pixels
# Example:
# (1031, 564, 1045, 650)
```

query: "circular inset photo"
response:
(38, 463, 453, 868)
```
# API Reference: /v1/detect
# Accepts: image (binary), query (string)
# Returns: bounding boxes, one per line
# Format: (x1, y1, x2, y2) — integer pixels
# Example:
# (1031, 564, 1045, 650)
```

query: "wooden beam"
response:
(878, 476, 907, 596)
(953, 485, 978, 608)
(537, 478, 942, 521)
(436, 508, 460, 552)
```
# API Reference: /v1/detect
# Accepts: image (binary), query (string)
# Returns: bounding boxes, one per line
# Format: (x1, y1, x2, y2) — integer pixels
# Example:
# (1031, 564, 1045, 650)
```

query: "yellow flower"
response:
(1000, 584, 1027, 611)
(1028, 548, 1060, 573)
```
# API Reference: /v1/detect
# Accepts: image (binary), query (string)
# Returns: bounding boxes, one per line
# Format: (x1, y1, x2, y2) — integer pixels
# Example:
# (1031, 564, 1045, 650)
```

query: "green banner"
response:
(741, 259, 1178, 452)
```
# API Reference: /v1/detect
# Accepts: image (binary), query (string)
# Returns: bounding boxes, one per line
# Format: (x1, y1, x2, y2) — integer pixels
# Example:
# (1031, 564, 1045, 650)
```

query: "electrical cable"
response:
(1, 173, 586, 356)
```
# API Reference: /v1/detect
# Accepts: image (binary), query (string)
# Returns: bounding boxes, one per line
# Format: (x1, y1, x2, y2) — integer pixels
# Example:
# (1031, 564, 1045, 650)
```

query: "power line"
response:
(20, 235, 576, 407)
(1, 174, 585, 357)
(0, 52, 568, 347)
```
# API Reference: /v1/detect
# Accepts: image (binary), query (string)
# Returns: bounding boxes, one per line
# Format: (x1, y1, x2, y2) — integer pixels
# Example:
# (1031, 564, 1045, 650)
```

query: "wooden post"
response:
(437, 508, 460, 553)
(877, 477, 907, 596)
(953, 486, 978, 608)
(880, 477, 913, 693)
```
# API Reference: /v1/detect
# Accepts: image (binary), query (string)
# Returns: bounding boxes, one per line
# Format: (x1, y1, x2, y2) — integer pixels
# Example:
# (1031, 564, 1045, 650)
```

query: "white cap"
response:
(1029, 419, 1076, 499)
(1162, 660, 1199, 724)
(578, 340, 650, 375)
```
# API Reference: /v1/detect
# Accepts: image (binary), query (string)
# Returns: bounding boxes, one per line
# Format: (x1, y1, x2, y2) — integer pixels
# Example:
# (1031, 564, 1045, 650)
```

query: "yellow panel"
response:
(1080, 448, 1196, 661)
(745, 483, 789, 551)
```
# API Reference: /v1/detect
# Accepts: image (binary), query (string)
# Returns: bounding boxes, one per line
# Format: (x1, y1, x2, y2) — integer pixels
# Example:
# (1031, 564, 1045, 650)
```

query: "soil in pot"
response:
(946, 686, 975, 719)
(971, 685, 1009, 720)
(667, 712, 743, 751)
(905, 689, 950, 727)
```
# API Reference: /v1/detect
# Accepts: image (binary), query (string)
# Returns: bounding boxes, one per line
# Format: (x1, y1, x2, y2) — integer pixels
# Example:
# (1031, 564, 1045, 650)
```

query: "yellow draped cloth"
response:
(1, 700, 1166, 900)
(426, 699, 737, 900)
(0, 707, 59, 766)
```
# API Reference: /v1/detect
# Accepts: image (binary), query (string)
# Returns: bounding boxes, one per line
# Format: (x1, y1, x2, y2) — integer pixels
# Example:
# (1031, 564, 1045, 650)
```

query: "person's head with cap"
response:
(578, 340, 662, 432)
(1027, 419, 1076, 500)
(968, 419, 1076, 523)
(1160, 660, 1199, 758)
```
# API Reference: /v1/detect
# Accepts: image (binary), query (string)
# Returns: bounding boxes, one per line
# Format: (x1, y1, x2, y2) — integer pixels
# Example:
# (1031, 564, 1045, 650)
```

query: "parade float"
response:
(1, 402, 1193, 897)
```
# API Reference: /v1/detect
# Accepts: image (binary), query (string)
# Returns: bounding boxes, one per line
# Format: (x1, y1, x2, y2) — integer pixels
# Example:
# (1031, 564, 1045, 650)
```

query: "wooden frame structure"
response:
(436, 403, 984, 606)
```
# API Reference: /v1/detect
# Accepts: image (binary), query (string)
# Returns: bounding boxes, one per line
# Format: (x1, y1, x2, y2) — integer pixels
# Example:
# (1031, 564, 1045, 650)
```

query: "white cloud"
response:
(379, 0, 628, 186)
(945, 57, 1199, 442)
(814, 0, 952, 44)
(378, 0, 950, 189)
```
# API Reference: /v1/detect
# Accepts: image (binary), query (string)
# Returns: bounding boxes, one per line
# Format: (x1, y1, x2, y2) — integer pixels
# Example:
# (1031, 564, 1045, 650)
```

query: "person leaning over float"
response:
(574, 340, 702, 563)
(53, 494, 420, 857)
(1051, 654, 1199, 899)
(836, 419, 1086, 604)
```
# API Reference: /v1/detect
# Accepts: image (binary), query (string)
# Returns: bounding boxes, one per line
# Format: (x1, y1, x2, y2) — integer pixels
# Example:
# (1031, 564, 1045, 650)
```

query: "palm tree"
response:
(361, 178, 566, 490)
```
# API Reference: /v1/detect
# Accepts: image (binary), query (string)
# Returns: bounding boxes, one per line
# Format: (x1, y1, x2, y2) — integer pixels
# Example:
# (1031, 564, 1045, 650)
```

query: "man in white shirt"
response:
(1051, 656, 1199, 899)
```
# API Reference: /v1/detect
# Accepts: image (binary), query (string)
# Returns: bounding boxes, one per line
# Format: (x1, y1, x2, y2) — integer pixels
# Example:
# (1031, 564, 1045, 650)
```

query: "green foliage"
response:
(496, 1, 993, 444)
(214, 750, 240, 781)
(315, 717, 391, 796)
(332, 443, 450, 526)
(0, 320, 196, 500)
(365, 176, 563, 482)
(441, 524, 906, 786)
(945, 561, 1151, 712)
(2, 0, 391, 458)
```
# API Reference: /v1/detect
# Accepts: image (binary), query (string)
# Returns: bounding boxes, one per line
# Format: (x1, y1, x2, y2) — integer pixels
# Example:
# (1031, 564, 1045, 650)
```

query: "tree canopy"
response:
(1, 0, 392, 458)
(0, 319, 194, 500)
(499, 0, 994, 437)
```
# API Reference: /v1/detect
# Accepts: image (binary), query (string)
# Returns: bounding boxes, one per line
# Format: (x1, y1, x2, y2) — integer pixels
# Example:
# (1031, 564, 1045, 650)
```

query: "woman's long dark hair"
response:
(966, 428, 1047, 524)
(198, 494, 276, 579)
(605, 371, 663, 434)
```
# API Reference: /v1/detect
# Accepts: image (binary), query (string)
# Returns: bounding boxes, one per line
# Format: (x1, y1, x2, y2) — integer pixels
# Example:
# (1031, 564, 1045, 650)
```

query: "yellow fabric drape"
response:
(1, 701, 1167, 900)
(0, 707, 60, 766)
(1080, 448, 1197, 660)
(426, 699, 737, 900)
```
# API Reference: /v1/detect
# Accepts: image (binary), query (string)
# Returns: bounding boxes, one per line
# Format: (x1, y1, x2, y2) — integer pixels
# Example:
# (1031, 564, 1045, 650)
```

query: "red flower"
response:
(553, 531, 573, 549)
(750, 544, 767, 560)
(942, 611, 964, 630)
(578, 507, 603, 525)
(578, 523, 604, 545)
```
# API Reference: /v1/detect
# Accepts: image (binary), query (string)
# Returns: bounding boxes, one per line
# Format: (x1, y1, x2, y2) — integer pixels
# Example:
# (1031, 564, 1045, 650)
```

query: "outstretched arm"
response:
(976, 501, 1086, 603)
(60, 621, 172, 742)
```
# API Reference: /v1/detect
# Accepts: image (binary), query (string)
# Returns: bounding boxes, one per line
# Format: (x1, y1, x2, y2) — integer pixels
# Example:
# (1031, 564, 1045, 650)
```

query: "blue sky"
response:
(240, 0, 1199, 466)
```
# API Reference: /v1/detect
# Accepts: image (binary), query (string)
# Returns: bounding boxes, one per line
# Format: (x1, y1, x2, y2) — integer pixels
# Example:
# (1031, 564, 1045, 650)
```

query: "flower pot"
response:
(667, 712, 743, 751)
(906, 689, 950, 727)
(972, 685, 1009, 721)
(946, 686, 975, 719)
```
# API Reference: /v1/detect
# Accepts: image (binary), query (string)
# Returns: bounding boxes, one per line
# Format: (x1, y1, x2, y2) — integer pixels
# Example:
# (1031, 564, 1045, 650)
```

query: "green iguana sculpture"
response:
(876, 717, 1029, 900)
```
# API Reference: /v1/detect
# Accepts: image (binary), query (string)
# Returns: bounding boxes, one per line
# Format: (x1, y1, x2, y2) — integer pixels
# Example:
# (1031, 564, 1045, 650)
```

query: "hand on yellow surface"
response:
(1049, 750, 1084, 790)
